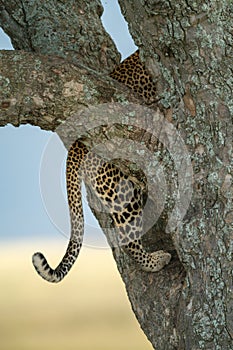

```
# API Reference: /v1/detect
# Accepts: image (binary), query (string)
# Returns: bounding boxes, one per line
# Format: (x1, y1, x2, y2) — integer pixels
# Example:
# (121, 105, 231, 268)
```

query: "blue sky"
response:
(0, 0, 137, 247)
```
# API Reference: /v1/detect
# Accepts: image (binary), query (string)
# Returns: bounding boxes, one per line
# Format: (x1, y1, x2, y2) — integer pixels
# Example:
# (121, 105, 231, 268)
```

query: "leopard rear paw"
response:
(141, 250, 171, 272)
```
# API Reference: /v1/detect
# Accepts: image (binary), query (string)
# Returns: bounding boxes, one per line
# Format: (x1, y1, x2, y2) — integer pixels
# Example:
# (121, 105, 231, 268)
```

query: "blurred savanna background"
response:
(0, 241, 152, 350)
(0, 1, 153, 349)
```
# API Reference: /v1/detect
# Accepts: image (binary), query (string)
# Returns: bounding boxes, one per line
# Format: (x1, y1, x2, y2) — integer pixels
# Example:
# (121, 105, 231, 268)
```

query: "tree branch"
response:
(0, 0, 120, 71)
(0, 50, 140, 130)
(1, 1, 233, 349)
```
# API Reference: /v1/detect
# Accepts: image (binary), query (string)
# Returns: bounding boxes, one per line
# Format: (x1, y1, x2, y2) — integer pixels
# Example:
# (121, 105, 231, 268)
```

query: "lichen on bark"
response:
(0, 0, 232, 349)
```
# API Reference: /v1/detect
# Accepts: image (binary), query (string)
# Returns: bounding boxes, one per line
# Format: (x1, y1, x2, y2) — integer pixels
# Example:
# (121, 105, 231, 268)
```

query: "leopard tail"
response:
(32, 141, 87, 283)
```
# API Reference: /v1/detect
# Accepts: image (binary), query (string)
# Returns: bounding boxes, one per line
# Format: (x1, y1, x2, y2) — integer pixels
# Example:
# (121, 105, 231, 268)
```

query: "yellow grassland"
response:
(0, 240, 152, 350)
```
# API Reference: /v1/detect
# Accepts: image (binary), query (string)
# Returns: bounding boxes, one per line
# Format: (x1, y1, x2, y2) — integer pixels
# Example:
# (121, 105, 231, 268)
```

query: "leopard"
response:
(109, 50, 157, 104)
(32, 51, 171, 283)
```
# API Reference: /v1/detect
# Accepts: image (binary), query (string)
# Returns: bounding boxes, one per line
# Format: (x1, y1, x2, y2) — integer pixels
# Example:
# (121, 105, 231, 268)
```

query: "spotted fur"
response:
(32, 51, 171, 283)
(109, 50, 157, 103)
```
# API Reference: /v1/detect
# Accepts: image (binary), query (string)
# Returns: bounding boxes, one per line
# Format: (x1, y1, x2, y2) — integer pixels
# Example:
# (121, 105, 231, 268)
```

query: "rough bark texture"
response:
(0, 0, 120, 71)
(0, 1, 232, 349)
(116, 2, 233, 349)
(0, 51, 140, 129)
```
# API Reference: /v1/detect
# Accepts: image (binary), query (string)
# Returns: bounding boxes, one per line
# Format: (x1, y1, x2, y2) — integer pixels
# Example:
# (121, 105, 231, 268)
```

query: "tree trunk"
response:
(0, 1, 232, 349)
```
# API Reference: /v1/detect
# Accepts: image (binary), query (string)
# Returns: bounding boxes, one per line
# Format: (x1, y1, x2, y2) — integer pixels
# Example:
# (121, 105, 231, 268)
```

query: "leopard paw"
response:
(141, 250, 171, 272)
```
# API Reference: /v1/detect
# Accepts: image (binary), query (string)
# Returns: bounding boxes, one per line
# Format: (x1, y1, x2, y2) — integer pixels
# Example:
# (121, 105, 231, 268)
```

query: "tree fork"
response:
(0, 1, 232, 349)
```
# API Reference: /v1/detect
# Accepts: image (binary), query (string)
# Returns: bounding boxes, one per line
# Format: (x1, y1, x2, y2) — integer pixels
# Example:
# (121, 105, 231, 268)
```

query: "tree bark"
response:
(0, 51, 140, 129)
(0, 1, 232, 349)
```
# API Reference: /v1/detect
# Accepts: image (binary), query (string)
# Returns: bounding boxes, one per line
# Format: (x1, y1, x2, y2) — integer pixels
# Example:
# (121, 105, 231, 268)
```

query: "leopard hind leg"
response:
(124, 239, 171, 272)
(111, 194, 171, 272)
